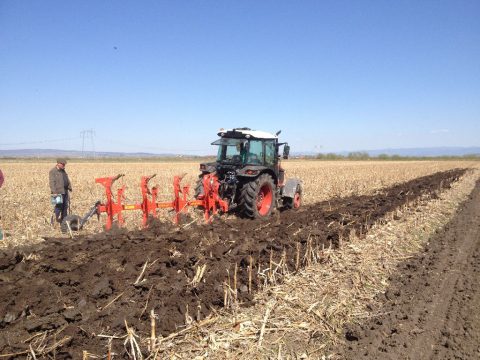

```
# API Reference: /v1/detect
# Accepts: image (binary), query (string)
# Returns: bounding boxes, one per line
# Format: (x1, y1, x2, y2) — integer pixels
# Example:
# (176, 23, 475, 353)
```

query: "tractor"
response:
(195, 127, 302, 218)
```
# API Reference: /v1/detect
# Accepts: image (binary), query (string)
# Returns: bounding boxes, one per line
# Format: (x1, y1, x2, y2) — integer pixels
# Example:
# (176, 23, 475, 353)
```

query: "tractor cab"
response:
(212, 135, 276, 167)
(212, 127, 289, 167)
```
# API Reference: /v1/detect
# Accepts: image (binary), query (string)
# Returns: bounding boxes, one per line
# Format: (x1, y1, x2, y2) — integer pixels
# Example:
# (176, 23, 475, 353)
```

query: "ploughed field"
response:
(339, 175, 480, 360)
(0, 168, 466, 358)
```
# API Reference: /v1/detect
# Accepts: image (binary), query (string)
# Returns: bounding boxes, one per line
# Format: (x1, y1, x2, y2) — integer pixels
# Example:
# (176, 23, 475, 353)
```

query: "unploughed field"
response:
(0, 160, 474, 246)
(0, 160, 479, 359)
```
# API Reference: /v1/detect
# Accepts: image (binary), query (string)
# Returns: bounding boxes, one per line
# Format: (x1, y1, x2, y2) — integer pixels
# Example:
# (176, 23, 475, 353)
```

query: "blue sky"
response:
(1, 0, 479, 154)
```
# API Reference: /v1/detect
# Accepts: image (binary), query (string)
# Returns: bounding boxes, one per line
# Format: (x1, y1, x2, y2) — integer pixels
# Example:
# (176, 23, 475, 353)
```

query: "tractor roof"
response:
(218, 128, 278, 140)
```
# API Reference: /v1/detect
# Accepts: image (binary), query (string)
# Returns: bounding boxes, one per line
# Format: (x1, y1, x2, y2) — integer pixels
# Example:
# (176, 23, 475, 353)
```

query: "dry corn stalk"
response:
(189, 264, 207, 286)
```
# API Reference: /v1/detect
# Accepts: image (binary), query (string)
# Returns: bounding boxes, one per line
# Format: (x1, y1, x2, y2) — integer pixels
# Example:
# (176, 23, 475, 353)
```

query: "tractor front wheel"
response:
(283, 185, 302, 210)
(239, 173, 276, 218)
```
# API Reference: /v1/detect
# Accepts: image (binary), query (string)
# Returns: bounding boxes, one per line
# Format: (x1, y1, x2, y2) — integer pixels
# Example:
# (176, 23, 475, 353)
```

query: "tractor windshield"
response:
(212, 138, 246, 163)
(212, 138, 266, 165)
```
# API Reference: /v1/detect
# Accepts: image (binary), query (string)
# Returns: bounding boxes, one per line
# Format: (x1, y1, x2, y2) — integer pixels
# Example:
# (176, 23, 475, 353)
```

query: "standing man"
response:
(49, 158, 72, 224)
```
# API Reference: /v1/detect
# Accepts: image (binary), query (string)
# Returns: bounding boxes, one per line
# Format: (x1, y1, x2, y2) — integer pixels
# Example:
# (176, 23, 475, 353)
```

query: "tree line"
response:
(313, 152, 480, 161)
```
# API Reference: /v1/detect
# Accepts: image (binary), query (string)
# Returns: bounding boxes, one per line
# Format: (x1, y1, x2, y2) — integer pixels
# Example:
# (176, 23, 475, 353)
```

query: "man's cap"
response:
(56, 158, 67, 165)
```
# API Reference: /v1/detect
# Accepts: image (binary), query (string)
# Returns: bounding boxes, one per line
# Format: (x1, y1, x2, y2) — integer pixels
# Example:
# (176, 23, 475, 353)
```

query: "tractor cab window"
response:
(246, 140, 263, 165)
(265, 140, 276, 166)
(212, 138, 246, 163)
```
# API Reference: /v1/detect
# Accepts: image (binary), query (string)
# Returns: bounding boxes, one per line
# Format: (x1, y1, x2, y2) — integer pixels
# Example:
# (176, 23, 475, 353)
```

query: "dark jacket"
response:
(49, 166, 72, 194)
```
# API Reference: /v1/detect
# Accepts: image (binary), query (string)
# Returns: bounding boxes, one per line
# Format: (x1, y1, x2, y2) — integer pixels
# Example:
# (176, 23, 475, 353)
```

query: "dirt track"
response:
(0, 169, 466, 358)
(340, 178, 480, 359)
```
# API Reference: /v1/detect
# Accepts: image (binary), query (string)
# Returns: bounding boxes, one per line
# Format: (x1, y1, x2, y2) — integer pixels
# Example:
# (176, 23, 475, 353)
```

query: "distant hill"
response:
(0, 148, 180, 158)
(332, 147, 480, 157)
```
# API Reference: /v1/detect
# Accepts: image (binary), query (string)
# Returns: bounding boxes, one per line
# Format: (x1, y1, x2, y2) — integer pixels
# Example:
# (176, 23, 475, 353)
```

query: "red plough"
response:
(94, 173, 228, 230)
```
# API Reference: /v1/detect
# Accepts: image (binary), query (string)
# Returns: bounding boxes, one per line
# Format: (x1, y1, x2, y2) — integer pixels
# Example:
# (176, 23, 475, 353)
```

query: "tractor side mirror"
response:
(283, 145, 290, 159)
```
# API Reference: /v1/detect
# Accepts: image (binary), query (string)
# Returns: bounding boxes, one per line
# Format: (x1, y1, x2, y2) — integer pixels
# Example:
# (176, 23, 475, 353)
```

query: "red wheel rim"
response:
(257, 184, 273, 216)
(293, 192, 301, 208)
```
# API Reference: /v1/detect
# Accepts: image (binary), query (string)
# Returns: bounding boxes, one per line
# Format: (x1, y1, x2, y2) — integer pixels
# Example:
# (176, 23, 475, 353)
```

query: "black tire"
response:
(61, 215, 82, 233)
(283, 185, 302, 210)
(194, 176, 205, 199)
(239, 173, 276, 218)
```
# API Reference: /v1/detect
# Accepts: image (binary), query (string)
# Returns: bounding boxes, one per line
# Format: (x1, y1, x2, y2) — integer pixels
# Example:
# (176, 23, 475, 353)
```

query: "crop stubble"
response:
(0, 160, 475, 246)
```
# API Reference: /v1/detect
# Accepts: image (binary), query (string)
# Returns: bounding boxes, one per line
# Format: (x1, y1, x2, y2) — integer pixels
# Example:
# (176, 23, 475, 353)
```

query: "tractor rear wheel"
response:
(239, 173, 276, 218)
(61, 215, 82, 233)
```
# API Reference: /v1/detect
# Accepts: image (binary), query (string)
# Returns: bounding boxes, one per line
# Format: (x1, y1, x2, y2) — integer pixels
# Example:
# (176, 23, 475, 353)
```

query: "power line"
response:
(80, 129, 96, 158)
(0, 136, 79, 146)
(94, 136, 212, 153)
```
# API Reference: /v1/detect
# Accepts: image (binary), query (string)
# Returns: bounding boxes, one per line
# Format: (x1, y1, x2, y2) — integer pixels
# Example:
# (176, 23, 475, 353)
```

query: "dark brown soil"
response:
(338, 177, 480, 360)
(0, 169, 466, 358)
